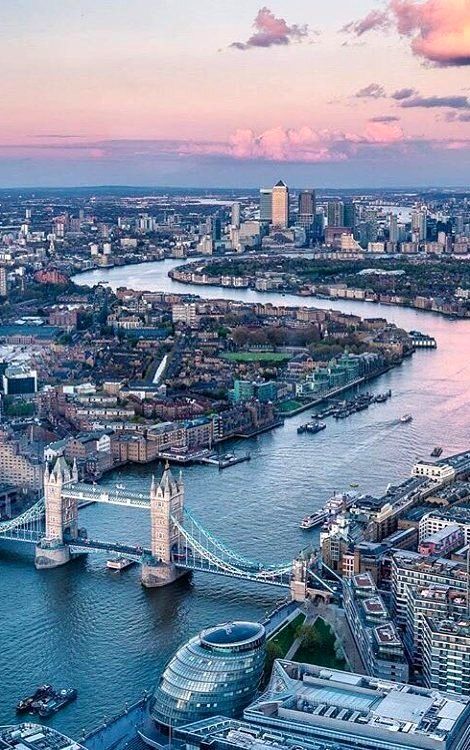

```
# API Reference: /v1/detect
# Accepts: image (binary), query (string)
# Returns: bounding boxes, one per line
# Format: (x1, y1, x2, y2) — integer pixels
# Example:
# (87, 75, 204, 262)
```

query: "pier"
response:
(197, 452, 251, 469)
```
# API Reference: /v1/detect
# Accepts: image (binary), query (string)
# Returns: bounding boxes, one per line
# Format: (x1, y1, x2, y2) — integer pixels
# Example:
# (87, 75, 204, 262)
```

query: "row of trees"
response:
(231, 325, 321, 348)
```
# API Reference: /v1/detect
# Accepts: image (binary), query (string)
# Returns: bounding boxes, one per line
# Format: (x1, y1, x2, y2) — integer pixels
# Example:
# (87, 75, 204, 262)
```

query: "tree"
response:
(264, 640, 283, 681)
(295, 622, 330, 651)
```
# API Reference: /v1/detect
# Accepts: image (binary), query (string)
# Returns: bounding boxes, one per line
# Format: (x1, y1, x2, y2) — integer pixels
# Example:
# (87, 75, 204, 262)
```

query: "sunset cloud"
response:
(369, 115, 401, 122)
(391, 0, 470, 66)
(343, 0, 470, 66)
(446, 111, 470, 121)
(364, 121, 404, 143)
(230, 7, 309, 50)
(341, 9, 391, 36)
(0, 125, 406, 165)
(226, 127, 346, 162)
(391, 87, 417, 100)
(355, 83, 387, 99)
(400, 94, 470, 109)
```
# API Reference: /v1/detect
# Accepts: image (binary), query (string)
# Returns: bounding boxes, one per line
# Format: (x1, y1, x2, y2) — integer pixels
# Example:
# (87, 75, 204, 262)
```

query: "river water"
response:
(1, 259, 469, 735)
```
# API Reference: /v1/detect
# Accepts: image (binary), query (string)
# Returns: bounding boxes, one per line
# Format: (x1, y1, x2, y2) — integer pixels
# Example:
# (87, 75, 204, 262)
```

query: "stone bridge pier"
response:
(35, 457, 79, 569)
(141, 463, 190, 588)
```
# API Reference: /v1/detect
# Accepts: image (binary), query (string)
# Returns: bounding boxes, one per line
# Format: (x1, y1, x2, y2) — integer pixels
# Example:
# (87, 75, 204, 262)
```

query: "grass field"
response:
(222, 351, 290, 363)
(269, 612, 306, 656)
(293, 617, 347, 670)
(276, 399, 303, 413)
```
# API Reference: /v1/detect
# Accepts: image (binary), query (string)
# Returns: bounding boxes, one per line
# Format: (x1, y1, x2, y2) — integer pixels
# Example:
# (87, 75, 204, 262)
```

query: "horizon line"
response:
(0, 183, 469, 193)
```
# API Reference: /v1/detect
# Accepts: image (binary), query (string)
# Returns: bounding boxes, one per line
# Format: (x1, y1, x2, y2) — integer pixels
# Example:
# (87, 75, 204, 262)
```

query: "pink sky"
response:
(0, 0, 469, 186)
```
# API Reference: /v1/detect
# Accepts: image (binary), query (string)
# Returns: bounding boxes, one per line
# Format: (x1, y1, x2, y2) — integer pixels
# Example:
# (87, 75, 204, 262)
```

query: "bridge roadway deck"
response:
(65, 536, 151, 559)
(64, 538, 292, 587)
(62, 483, 151, 508)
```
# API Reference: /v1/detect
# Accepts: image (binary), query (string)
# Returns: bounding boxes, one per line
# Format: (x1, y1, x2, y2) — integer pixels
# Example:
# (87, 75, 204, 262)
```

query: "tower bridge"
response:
(0, 457, 333, 601)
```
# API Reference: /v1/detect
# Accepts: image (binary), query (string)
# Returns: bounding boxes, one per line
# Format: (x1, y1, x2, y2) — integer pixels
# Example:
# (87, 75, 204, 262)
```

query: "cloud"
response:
(369, 115, 401, 122)
(225, 127, 347, 162)
(400, 95, 470, 109)
(0, 124, 409, 166)
(446, 111, 470, 121)
(341, 9, 391, 36)
(364, 120, 405, 143)
(343, 0, 470, 67)
(391, 87, 417, 100)
(230, 6, 309, 50)
(390, 0, 470, 66)
(355, 83, 387, 99)
(31, 134, 82, 139)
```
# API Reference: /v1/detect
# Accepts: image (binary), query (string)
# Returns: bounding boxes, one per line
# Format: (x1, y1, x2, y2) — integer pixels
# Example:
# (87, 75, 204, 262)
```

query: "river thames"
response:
(1, 259, 469, 734)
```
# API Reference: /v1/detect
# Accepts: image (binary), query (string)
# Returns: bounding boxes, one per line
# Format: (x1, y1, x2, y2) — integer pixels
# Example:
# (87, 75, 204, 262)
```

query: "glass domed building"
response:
(151, 621, 266, 728)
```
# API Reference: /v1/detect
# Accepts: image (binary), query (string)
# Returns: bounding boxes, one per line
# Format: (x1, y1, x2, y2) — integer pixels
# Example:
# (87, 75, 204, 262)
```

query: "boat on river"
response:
(400, 414, 413, 423)
(300, 492, 357, 529)
(298, 421, 326, 435)
(106, 556, 135, 571)
(16, 686, 77, 717)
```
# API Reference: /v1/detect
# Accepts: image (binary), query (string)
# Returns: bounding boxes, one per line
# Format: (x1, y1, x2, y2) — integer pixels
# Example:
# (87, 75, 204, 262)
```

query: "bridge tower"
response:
(35, 457, 79, 569)
(141, 462, 188, 588)
(290, 557, 308, 602)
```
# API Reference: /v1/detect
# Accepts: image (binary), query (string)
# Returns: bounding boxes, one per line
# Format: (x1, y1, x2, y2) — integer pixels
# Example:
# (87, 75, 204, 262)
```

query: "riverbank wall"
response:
(168, 266, 469, 319)
(277, 363, 397, 417)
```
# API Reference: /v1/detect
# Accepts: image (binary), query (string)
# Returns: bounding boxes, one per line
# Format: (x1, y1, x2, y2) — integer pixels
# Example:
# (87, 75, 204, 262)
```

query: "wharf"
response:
(233, 419, 284, 438)
(197, 452, 251, 469)
(156, 448, 212, 465)
(278, 364, 396, 418)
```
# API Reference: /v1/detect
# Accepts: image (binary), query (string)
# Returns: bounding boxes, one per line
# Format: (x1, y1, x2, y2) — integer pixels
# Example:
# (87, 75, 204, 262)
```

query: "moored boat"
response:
(106, 556, 134, 571)
(16, 686, 77, 717)
(299, 491, 358, 530)
(38, 688, 77, 718)
(16, 685, 54, 714)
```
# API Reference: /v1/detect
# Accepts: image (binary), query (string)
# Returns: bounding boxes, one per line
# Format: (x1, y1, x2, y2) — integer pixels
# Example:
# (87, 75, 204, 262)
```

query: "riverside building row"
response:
(343, 571, 409, 682)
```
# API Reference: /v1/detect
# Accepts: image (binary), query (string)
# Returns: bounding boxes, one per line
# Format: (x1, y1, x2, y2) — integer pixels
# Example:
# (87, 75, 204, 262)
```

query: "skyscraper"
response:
(211, 216, 222, 241)
(412, 208, 427, 241)
(343, 201, 355, 229)
(0, 266, 7, 297)
(298, 190, 315, 230)
(271, 180, 289, 229)
(231, 202, 241, 229)
(327, 200, 344, 227)
(389, 213, 398, 243)
(259, 188, 272, 223)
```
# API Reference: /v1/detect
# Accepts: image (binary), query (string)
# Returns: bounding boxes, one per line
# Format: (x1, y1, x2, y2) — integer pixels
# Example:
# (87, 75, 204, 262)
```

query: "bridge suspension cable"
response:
(0, 498, 45, 542)
(183, 508, 261, 569)
(171, 514, 292, 586)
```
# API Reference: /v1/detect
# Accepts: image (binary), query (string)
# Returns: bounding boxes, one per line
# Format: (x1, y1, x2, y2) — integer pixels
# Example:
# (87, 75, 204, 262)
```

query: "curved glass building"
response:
(151, 621, 266, 728)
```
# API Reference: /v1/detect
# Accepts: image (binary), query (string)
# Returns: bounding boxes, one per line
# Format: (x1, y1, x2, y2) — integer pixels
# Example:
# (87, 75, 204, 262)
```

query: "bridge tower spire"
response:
(35, 457, 78, 569)
(141, 462, 188, 588)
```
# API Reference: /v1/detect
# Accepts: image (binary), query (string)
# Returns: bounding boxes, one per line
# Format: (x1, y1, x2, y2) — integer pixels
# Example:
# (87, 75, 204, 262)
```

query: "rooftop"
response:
(374, 623, 401, 646)
(393, 550, 468, 581)
(426, 616, 470, 638)
(246, 660, 470, 750)
(0, 724, 85, 750)
(362, 597, 387, 617)
(421, 523, 462, 544)
(429, 500, 470, 524)
(201, 622, 265, 649)
(351, 572, 374, 590)
(413, 584, 467, 606)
